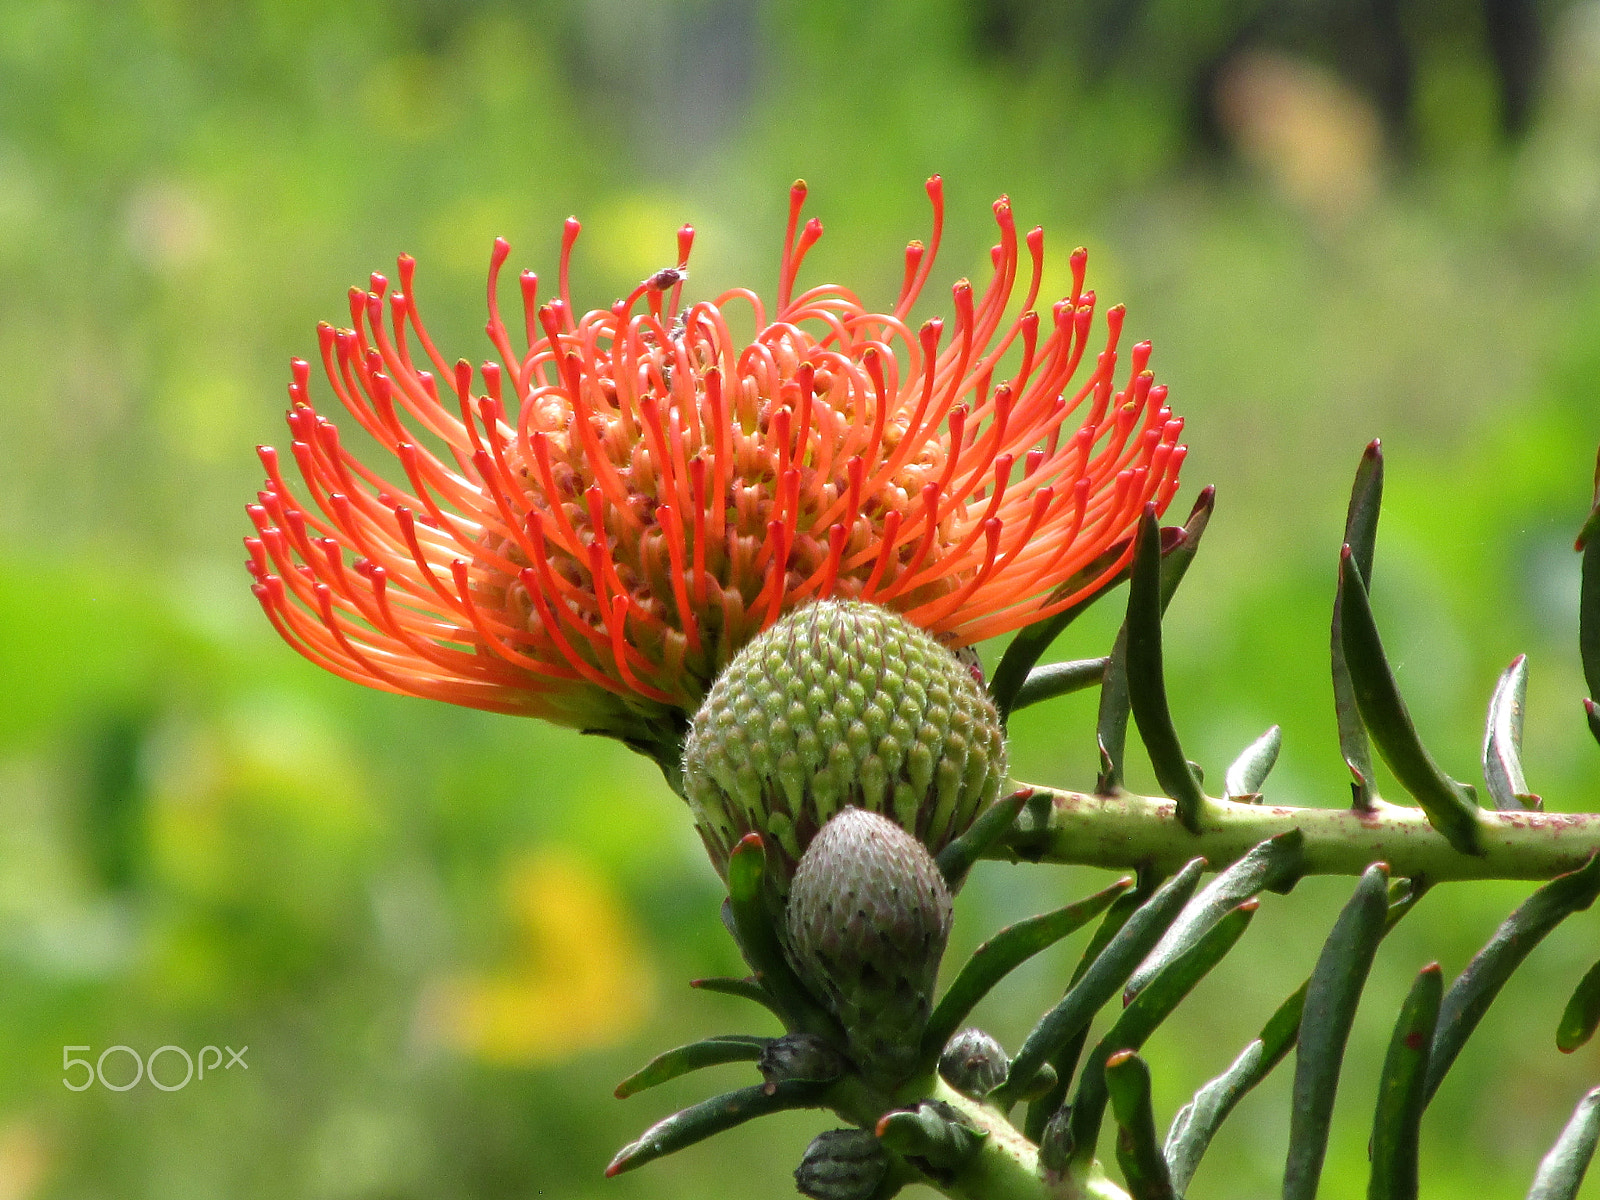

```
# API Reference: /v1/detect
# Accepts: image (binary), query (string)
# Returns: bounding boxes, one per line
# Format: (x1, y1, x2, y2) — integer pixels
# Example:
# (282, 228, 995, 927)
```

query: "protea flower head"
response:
(246, 178, 1186, 759)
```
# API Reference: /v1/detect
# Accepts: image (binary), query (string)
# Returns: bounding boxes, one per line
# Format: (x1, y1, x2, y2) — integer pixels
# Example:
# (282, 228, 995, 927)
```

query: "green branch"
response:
(999, 787, 1600, 882)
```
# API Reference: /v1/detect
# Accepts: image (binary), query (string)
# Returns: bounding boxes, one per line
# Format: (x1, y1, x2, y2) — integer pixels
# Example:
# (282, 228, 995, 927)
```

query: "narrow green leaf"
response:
(1368, 963, 1443, 1200)
(1165, 983, 1307, 1193)
(725, 834, 837, 1038)
(1166, 875, 1425, 1194)
(1071, 900, 1259, 1168)
(876, 1101, 987, 1171)
(1527, 1087, 1600, 1200)
(1332, 439, 1384, 810)
(1010, 657, 1111, 714)
(1096, 489, 1214, 792)
(1285, 862, 1391, 1200)
(1579, 445, 1600, 702)
(1339, 549, 1484, 855)
(1483, 655, 1540, 811)
(1126, 831, 1303, 1001)
(1104, 1051, 1175, 1200)
(935, 790, 1029, 891)
(605, 1080, 827, 1176)
(990, 541, 1136, 720)
(922, 876, 1134, 1062)
(995, 858, 1205, 1109)
(1025, 883, 1149, 1141)
(1587, 699, 1600, 751)
(1126, 505, 1207, 831)
(1558, 959, 1600, 1053)
(614, 1035, 772, 1099)
(691, 976, 783, 1018)
(1427, 853, 1600, 1104)
(1225, 725, 1284, 801)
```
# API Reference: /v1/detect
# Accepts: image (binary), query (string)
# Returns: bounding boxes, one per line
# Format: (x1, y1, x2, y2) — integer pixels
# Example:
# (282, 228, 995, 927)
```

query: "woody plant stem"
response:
(997, 785, 1600, 880)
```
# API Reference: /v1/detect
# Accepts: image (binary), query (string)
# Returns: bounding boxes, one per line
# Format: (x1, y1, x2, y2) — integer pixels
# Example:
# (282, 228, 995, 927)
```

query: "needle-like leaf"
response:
(1427, 853, 1600, 1104)
(1338, 548, 1484, 855)
(1125, 830, 1303, 1001)
(1285, 862, 1391, 1200)
(922, 876, 1133, 1063)
(605, 1080, 827, 1176)
(1368, 963, 1442, 1200)
(995, 858, 1204, 1110)
(1333, 439, 1384, 809)
(614, 1035, 772, 1099)
(1105, 1051, 1175, 1200)
(1125, 505, 1207, 831)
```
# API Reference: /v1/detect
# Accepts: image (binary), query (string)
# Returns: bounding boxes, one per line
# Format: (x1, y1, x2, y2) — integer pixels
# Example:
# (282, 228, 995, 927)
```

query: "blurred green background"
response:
(5, 0, 1600, 1196)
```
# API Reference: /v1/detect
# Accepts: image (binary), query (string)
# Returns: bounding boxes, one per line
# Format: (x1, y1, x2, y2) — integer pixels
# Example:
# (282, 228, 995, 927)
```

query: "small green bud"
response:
(937, 1028, 1008, 1099)
(1038, 1105, 1075, 1175)
(785, 807, 952, 1084)
(794, 1128, 891, 1200)
(758, 1033, 847, 1093)
(683, 600, 1006, 886)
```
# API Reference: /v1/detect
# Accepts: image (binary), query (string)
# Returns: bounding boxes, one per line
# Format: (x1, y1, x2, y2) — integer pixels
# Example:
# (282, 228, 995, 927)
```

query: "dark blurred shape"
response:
(964, 0, 1551, 154)
(78, 707, 151, 894)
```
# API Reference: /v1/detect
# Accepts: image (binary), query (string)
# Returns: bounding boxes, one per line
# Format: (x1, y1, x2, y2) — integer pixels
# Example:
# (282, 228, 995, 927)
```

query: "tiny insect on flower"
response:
(245, 178, 1186, 754)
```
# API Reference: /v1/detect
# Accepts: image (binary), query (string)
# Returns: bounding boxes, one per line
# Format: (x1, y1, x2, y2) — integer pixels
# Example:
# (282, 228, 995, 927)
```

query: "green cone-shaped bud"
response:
(938, 1027, 1009, 1099)
(757, 1033, 847, 1092)
(794, 1128, 891, 1200)
(1038, 1105, 1075, 1176)
(786, 807, 953, 1084)
(683, 600, 1006, 886)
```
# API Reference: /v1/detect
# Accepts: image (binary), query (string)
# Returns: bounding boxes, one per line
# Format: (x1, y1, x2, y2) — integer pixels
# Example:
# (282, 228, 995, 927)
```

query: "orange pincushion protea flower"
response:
(246, 178, 1186, 748)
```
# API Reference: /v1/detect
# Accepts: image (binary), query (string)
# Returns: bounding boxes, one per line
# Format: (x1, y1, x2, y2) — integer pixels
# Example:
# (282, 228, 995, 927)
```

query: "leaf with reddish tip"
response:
(1558, 959, 1600, 1054)
(614, 1035, 772, 1099)
(876, 1101, 986, 1170)
(605, 1080, 827, 1176)
(1368, 963, 1442, 1200)
(1333, 440, 1384, 810)
(1483, 655, 1540, 811)
(1025, 881, 1149, 1140)
(1125, 506, 1206, 831)
(1096, 489, 1214, 792)
(1339, 549, 1484, 855)
(1166, 874, 1426, 1193)
(1426, 853, 1600, 1104)
(1126, 831, 1303, 1002)
(1104, 1051, 1173, 1200)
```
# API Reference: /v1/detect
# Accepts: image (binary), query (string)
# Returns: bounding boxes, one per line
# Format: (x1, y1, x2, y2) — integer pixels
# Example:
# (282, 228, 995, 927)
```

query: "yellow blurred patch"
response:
(586, 194, 689, 284)
(0, 1119, 48, 1200)
(425, 850, 655, 1065)
(1216, 50, 1386, 226)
